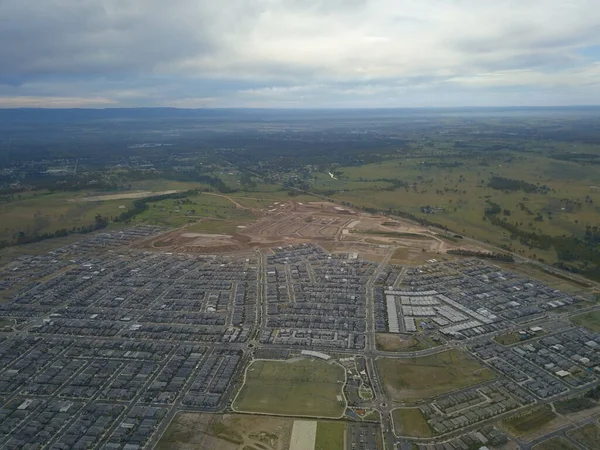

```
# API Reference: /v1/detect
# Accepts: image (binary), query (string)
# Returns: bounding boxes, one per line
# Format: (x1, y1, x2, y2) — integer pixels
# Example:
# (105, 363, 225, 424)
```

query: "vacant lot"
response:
(391, 408, 433, 438)
(314, 421, 345, 450)
(376, 333, 441, 352)
(554, 396, 597, 414)
(156, 412, 293, 450)
(571, 311, 600, 332)
(532, 437, 579, 450)
(233, 359, 346, 417)
(502, 406, 557, 438)
(494, 331, 527, 346)
(567, 423, 600, 449)
(376, 350, 496, 402)
(289, 420, 317, 450)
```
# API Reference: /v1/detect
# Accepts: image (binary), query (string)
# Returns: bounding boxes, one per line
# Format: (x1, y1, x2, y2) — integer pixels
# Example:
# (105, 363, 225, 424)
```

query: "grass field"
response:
(554, 396, 597, 414)
(494, 331, 528, 345)
(391, 408, 433, 438)
(0, 180, 209, 243)
(233, 359, 346, 418)
(493, 330, 546, 345)
(375, 333, 442, 352)
(571, 311, 600, 332)
(314, 421, 345, 450)
(502, 405, 557, 437)
(376, 350, 496, 402)
(309, 147, 600, 267)
(567, 423, 600, 449)
(0, 190, 135, 241)
(156, 412, 293, 450)
(532, 437, 579, 450)
(135, 191, 257, 229)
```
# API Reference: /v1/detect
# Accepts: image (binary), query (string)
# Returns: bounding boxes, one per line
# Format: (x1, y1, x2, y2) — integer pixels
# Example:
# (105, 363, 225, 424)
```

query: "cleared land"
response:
(289, 420, 317, 450)
(502, 406, 557, 438)
(532, 437, 579, 450)
(140, 198, 469, 256)
(391, 408, 433, 438)
(314, 421, 345, 450)
(156, 412, 293, 450)
(376, 333, 441, 352)
(567, 423, 600, 450)
(233, 359, 346, 418)
(70, 190, 179, 202)
(571, 311, 600, 332)
(376, 350, 496, 402)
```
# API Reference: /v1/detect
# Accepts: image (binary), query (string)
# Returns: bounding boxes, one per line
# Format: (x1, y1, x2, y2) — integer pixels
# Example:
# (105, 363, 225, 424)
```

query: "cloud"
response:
(1, 0, 600, 107)
(0, 96, 117, 108)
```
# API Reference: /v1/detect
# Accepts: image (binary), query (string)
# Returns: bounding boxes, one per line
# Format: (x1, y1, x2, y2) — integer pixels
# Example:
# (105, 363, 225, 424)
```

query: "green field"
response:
(532, 437, 579, 450)
(315, 421, 345, 450)
(502, 405, 557, 437)
(0, 180, 211, 243)
(135, 191, 257, 229)
(233, 359, 346, 417)
(309, 147, 600, 273)
(391, 408, 433, 438)
(376, 350, 496, 402)
(567, 423, 600, 450)
(571, 311, 600, 332)
(0, 190, 135, 241)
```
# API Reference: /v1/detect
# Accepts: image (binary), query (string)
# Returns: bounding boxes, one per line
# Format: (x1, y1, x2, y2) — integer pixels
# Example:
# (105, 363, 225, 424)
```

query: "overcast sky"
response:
(1, 0, 600, 108)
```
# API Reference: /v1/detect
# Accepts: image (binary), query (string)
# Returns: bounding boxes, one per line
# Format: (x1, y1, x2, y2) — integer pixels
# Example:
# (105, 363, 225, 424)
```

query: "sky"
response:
(1, 0, 600, 108)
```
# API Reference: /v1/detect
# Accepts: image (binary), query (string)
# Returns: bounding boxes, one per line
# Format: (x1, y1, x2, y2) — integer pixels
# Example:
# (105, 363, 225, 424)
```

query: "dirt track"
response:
(69, 190, 179, 202)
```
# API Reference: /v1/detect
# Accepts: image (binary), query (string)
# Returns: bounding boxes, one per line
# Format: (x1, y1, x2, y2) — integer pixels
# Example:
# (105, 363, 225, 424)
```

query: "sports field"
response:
(376, 350, 496, 402)
(233, 358, 346, 417)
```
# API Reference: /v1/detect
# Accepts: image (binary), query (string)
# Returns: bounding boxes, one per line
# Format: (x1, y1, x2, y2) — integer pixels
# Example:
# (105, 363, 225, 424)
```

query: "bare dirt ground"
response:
(69, 190, 179, 202)
(289, 420, 317, 450)
(137, 200, 488, 256)
(157, 413, 294, 450)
